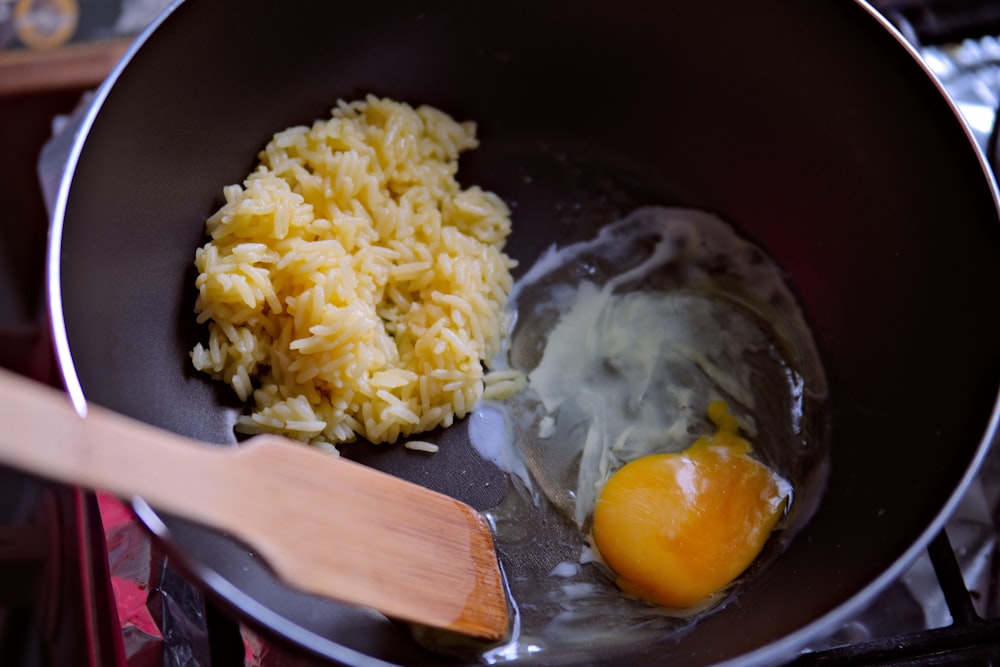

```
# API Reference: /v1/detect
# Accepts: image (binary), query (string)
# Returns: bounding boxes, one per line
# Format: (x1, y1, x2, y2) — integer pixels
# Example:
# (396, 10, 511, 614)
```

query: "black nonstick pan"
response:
(48, 0, 1000, 665)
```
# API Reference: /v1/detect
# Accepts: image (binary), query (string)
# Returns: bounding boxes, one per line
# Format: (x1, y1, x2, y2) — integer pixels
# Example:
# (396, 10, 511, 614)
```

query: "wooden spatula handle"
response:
(0, 368, 509, 642)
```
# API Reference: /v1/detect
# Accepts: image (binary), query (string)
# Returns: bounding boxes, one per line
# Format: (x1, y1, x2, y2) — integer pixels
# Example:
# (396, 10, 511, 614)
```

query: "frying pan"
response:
(47, 0, 1000, 664)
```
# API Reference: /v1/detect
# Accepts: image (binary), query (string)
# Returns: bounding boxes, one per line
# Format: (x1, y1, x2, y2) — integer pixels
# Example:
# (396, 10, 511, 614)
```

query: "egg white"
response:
(467, 206, 828, 660)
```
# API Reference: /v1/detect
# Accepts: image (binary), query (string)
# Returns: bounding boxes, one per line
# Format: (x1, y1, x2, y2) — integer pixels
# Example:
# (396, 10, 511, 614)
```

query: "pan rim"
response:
(44, 0, 1000, 665)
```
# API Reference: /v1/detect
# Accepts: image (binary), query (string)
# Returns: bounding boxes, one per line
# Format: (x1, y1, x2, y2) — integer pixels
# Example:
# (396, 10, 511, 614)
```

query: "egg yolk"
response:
(592, 401, 789, 608)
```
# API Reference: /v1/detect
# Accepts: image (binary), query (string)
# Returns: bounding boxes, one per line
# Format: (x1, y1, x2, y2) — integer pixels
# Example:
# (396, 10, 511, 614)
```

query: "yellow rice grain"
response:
(191, 96, 516, 450)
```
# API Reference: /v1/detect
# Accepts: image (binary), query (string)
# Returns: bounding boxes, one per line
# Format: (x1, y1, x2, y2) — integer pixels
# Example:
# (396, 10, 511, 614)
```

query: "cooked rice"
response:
(483, 368, 528, 401)
(191, 96, 516, 450)
(403, 440, 441, 453)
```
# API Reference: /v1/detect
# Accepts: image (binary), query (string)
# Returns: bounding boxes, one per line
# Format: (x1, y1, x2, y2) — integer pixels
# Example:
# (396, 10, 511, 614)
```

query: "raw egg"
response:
(592, 400, 791, 608)
(467, 206, 828, 659)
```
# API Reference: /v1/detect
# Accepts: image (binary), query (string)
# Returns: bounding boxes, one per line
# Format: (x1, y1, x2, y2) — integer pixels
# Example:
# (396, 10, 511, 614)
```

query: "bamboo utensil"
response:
(0, 367, 509, 642)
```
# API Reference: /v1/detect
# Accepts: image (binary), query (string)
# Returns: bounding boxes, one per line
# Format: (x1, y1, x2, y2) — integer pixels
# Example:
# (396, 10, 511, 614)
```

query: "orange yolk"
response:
(592, 401, 789, 608)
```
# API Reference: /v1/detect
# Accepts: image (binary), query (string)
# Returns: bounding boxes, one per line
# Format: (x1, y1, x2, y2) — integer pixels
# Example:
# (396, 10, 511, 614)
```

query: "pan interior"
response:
(53, 1, 1000, 665)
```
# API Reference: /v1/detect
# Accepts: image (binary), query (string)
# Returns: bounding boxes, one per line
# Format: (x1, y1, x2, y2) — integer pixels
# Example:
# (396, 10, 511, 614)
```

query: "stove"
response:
(4, 1, 1000, 665)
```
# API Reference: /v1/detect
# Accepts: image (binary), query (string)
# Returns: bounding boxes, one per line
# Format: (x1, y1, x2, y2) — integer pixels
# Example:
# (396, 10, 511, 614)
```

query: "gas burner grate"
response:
(793, 531, 1000, 664)
(874, 0, 1000, 45)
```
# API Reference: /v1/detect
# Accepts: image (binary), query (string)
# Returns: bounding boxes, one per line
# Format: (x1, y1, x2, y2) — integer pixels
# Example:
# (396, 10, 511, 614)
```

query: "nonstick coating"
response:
(50, 0, 1000, 665)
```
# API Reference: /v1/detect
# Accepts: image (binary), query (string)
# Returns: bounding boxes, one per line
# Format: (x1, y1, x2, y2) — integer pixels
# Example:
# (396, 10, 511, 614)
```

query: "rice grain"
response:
(191, 96, 516, 450)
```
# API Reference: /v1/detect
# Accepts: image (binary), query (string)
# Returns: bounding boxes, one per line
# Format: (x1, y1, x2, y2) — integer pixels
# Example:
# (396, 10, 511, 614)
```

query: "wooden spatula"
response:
(0, 367, 509, 643)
